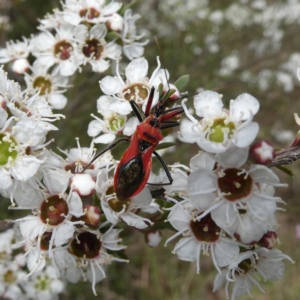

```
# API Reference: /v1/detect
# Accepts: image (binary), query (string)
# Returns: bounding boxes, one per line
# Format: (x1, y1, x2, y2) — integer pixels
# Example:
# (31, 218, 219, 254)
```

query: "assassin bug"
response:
(114, 86, 184, 201)
(85, 80, 185, 201)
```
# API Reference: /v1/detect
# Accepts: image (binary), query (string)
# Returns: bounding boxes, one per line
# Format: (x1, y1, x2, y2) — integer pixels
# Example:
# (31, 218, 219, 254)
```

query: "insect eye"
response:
(149, 119, 160, 127)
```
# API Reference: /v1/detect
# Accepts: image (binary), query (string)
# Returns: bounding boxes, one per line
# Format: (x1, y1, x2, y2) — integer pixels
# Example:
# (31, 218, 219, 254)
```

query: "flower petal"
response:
(100, 76, 123, 95)
(231, 93, 260, 121)
(194, 91, 223, 118)
(234, 122, 259, 148)
(54, 223, 74, 246)
(188, 169, 217, 195)
(125, 58, 148, 82)
(94, 133, 116, 144)
(216, 146, 248, 168)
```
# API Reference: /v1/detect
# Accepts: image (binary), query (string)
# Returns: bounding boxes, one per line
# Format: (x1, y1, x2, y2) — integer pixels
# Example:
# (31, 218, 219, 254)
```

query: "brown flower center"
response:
(190, 213, 221, 242)
(83, 39, 103, 60)
(218, 168, 253, 201)
(40, 195, 69, 226)
(54, 40, 73, 60)
(69, 232, 101, 259)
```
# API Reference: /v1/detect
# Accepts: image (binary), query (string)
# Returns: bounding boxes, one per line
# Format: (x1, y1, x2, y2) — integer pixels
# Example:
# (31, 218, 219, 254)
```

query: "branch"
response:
(268, 146, 300, 168)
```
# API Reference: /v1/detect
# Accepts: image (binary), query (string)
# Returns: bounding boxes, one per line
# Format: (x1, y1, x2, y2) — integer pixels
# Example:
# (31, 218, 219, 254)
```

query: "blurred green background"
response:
(1, 0, 300, 299)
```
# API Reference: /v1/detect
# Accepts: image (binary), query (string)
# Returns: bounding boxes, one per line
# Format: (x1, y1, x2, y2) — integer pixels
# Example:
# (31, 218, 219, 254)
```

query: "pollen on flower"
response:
(40, 195, 69, 226)
(54, 40, 73, 60)
(82, 39, 103, 60)
(33, 76, 52, 95)
(190, 213, 221, 242)
(0, 133, 18, 165)
(218, 168, 253, 201)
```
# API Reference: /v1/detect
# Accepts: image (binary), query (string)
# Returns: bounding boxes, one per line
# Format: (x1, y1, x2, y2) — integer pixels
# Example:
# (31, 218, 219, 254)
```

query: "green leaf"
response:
(174, 75, 190, 92)
(155, 142, 175, 151)
(93, 194, 100, 207)
(275, 165, 295, 177)
(119, 0, 137, 15)
(157, 83, 164, 97)
(107, 249, 129, 260)
(106, 31, 121, 42)
(163, 88, 176, 100)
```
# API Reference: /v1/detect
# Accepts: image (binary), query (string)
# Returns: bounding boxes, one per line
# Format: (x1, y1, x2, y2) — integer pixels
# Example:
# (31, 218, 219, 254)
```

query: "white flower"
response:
(213, 248, 294, 300)
(38, 9, 64, 30)
(0, 229, 15, 259)
(179, 90, 260, 153)
(0, 262, 27, 300)
(39, 139, 114, 198)
(0, 117, 43, 191)
(122, 9, 148, 60)
(62, 0, 122, 26)
(24, 61, 69, 109)
(100, 56, 178, 113)
(75, 23, 122, 73)
(96, 168, 154, 229)
(21, 265, 65, 300)
(165, 198, 240, 274)
(186, 148, 285, 239)
(67, 228, 127, 295)
(0, 38, 31, 63)
(88, 94, 133, 144)
(31, 23, 80, 76)
(13, 176, 84, 262)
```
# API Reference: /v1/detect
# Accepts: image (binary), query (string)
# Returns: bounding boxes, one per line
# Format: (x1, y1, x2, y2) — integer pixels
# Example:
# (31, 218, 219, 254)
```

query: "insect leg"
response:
(129, 86, 156, 120)
(129, 100, 145, 122)
(83, 137, 130, 171)
(160, 121, 180, 130)
(147, 150, 173, 186)
(145, 86, 156, 116)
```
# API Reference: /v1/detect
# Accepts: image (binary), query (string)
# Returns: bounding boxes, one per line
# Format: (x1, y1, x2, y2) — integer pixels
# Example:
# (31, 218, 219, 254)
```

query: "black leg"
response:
(147, 150, 173, 186)
(160, 121, 180, 130)
(145, 86, 156, 117)
(129, 100, 145, 123)
(82, 137, 130, 171)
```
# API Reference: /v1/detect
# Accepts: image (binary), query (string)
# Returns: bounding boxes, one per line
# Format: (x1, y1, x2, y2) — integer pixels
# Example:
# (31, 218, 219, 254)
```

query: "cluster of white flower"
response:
(0, 0, 147, 109)
(0, 39, 184, 295)
(0, 1, 297, 299)
(0, 229, 65, 299)
(162, 91, 294, 299)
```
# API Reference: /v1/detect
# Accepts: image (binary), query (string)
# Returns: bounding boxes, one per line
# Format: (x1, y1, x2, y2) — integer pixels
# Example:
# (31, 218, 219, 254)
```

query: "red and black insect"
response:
(85, 86, 184, 201)
(114, 87, 183, 200)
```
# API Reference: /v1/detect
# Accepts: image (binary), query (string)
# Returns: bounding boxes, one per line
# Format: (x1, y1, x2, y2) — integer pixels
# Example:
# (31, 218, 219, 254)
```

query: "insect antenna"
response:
(154, 36, 171, 100)
(153, 36, 179, 118)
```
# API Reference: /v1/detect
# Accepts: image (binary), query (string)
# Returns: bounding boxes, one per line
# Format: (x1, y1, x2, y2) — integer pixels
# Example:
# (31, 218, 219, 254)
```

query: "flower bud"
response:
(257, 231, 278, 249)
(107, 13, 123, 32)
(12, 58, 30, 74)
(70, 173, 96, 196)
(250, 140, 275, 165)
(82, 204, 101, 229)
(145, 230, 162, 247)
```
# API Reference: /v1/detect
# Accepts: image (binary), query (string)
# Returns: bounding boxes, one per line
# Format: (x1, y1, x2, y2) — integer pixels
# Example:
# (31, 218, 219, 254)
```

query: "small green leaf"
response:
(93, 194, 100, 207)
(275, 165, 295, 177)
(119, 0, 137, 15)
(174, 75, 190, 92)
(155, 142, 175, 151)
(107, 249, 129, 260)
(163, 88, 176, 100)
(106, 31, 121, 42)
(157, 83, 164, 96)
